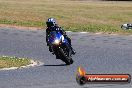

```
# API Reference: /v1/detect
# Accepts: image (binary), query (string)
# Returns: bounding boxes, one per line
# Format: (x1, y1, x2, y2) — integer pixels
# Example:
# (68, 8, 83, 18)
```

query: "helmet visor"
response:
(46, 22, 54, 27)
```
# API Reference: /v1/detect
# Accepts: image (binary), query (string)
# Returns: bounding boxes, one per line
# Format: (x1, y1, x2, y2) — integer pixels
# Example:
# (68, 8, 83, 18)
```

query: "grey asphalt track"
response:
(0, 27, 132, 88)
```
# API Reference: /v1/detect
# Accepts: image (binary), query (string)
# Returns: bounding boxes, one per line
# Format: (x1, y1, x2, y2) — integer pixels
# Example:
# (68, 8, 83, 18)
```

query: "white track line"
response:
(129, 35, 132, 36)
(95, 32, 103, 35)
(80, 32, 88, 34)
(66, 31, 132, 37)
(66, 31, 72, 33)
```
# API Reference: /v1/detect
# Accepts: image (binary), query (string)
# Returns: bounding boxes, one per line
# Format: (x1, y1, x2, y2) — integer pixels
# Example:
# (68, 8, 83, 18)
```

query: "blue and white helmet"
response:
(46, 18, 56, 27)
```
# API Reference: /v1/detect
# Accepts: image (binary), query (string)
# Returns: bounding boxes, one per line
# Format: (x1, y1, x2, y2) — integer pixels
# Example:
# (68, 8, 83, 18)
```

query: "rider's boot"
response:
(66, 38, 76, 55)
(70, 46, 76, 55)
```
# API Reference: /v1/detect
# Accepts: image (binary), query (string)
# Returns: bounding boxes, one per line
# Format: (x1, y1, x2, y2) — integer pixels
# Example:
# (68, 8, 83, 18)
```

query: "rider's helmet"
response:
(46, 18, 56, 27)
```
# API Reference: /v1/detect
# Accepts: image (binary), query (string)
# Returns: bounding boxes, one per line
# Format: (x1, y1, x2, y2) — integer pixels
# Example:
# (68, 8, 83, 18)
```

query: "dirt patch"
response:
(0, 24, 44, 30)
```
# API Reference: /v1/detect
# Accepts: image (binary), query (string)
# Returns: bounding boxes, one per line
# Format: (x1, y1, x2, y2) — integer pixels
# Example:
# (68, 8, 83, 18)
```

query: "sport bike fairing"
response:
(48, 31, 69, 45)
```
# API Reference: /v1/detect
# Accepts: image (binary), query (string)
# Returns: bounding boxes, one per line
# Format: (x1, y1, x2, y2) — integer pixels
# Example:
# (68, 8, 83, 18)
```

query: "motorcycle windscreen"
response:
(48, 31, 62, 44)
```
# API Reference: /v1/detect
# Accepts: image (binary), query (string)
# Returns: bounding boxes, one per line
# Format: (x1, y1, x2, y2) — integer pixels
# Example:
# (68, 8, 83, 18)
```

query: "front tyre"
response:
(59, 47, 73, 65)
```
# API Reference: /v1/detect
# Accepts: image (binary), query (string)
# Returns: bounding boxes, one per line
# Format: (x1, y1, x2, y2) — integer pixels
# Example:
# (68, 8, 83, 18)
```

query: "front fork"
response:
(52, 44, 71, 57)
(62, 43, 72, 57)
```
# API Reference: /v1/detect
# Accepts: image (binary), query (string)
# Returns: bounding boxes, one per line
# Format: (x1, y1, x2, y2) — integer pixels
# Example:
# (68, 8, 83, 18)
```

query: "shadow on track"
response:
(43, 64, 67, 67)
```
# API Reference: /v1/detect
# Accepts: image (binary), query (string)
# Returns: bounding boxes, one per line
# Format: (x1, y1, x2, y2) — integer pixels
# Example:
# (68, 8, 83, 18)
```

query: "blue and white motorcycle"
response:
(121, 23, 132, 30)
(47, 31, 73, 65)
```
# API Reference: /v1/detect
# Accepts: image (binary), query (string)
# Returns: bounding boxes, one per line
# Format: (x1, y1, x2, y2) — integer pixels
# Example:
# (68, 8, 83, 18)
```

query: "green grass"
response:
(0, 0, 132, 34)
(0, 56, 31, 68)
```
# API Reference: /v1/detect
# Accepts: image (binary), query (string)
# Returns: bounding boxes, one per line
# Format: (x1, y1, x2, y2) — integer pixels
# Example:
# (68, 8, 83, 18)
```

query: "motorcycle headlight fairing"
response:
(54, 39, 60, 44)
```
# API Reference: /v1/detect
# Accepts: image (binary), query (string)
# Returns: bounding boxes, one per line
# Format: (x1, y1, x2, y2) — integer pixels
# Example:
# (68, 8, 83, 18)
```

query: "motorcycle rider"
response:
(46, 18, 76, 57)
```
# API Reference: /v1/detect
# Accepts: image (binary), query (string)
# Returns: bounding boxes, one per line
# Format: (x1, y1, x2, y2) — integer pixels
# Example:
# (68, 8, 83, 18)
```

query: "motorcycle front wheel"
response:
(58, 47, 73, 65)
